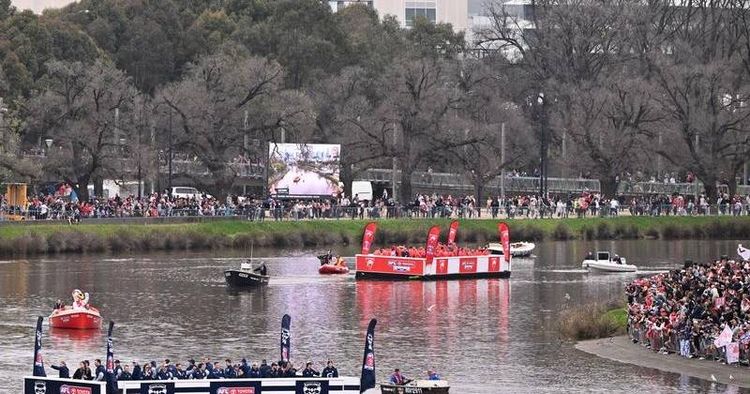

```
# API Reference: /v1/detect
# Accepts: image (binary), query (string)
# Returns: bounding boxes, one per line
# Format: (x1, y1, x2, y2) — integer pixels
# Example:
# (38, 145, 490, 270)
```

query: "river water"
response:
(0, 239, 749, 393)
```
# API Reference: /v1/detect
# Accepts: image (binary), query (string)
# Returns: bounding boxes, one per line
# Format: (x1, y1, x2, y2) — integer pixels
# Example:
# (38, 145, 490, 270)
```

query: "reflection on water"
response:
(0, 239, 749, 393)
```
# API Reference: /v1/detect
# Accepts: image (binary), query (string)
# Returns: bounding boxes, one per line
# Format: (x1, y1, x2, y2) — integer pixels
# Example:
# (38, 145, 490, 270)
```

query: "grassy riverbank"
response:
(559, 301, 628, 340)
(1, 215, 749, 257)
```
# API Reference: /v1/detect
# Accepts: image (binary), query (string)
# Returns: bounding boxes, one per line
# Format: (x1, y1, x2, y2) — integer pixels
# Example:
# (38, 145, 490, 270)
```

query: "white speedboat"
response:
(581, 251, 636, 272)
(510, 242, 535, 257)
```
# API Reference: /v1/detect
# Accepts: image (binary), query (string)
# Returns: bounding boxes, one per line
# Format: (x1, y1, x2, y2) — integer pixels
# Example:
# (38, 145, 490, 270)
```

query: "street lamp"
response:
(44, 138, 53, 156)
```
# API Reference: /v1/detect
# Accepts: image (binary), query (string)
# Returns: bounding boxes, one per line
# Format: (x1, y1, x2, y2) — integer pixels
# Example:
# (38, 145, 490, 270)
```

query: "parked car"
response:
(170, 186, 203, 200)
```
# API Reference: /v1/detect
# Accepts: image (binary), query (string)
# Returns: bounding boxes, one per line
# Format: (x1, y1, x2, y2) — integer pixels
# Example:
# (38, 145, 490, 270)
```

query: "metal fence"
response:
(4, 202, 750, 223)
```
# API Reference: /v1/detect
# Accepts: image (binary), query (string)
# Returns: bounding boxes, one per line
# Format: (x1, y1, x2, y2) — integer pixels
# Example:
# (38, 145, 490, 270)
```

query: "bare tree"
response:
(158, 52, 312, 198)
(342, 56, 478, 203)
(27, 59, 137, 201)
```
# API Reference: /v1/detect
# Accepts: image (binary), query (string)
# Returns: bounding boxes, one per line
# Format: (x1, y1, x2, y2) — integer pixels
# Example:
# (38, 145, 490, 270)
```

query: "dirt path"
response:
(576, 335, 750, 388)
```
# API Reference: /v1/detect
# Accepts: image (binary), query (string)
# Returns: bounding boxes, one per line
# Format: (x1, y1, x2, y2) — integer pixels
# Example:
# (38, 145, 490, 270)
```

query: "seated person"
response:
(389, 368, 410, 385)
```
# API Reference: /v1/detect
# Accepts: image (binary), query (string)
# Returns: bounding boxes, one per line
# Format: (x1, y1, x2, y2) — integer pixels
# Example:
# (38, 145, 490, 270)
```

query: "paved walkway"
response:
(576, 336, 750, 388)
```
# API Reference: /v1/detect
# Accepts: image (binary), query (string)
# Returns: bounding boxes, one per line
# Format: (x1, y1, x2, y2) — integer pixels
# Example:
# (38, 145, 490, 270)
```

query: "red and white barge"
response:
(354, 221, 512, 280)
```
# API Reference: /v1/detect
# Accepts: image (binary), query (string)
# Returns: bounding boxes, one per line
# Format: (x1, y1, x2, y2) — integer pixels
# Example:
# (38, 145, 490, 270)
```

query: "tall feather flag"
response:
(447, 220, 459, 244)
(32, 316, 46, 377)
(359, 319, 377, 393)
(280, 314, 291, 363)
(105, 321, 117, 394)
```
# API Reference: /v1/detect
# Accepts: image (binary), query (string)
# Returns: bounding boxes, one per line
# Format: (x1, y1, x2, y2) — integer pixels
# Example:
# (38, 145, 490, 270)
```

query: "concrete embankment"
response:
(576, 335, 750, 388)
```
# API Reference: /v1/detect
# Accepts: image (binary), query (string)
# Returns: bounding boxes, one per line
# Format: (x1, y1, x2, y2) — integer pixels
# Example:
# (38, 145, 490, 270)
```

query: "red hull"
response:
(319, 265, 350, 275)
(49, 308, 102, 330)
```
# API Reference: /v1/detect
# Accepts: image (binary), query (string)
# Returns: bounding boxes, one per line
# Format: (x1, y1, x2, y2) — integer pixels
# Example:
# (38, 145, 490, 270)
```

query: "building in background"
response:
(331, 0, 468, 32)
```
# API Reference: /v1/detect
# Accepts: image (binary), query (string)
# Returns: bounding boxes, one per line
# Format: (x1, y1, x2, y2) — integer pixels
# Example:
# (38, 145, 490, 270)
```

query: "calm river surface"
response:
(1, 239, 749, 393)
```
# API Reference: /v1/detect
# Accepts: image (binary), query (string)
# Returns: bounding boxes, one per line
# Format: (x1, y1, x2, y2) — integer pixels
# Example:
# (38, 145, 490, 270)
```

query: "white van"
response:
(351, 181, 373, 202)
(171, 186, 202, 200)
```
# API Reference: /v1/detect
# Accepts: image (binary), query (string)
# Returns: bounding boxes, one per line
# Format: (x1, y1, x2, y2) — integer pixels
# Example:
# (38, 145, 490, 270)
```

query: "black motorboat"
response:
(225, 261, 269, 287)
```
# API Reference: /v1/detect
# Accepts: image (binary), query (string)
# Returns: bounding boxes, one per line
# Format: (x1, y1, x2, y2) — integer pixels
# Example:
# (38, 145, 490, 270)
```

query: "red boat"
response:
(319, 264, 350, 275)
(49, 307, 102, 330)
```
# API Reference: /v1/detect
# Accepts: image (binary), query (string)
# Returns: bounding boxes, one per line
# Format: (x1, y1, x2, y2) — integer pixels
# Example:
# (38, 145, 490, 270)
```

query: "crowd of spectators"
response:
(2, 181, 750, 222)
(626, 255, 750, 363)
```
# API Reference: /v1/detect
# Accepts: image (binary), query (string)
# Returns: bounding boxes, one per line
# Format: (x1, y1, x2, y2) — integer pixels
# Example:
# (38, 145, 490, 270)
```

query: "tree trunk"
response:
(600, 175, 618, 198)
(76, 174, 91, 202)
(474, 177, 484, 208)
(93, 176, 103, 199)
(340, 162, 353, 198)
(398, 161, 412, 204)
(701, 175, 718, 201)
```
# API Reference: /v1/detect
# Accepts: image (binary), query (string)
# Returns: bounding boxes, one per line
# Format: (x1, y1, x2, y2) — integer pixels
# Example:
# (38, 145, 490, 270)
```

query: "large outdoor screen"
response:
(268, 143, 341, 197)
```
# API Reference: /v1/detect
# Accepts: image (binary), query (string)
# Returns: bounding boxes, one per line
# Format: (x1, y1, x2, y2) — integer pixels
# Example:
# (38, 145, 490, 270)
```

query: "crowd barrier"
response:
(3, 202, 750, 223)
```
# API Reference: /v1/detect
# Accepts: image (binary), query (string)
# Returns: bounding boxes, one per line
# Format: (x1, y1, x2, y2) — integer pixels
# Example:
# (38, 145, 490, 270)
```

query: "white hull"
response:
(510, 242, 535, 257)
(583, 260, 637, 272)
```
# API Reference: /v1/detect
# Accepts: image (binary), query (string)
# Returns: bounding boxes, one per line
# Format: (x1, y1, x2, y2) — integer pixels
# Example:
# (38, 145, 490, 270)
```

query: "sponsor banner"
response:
(361, 223, 377, 254)
(24, 378, 103, 394)
(211, 381, 262, 394)
(295, 380, 329, 394)
(140, 382, 175, 394)
(459, 258, 478, 273)
(356, 256, 425, 275)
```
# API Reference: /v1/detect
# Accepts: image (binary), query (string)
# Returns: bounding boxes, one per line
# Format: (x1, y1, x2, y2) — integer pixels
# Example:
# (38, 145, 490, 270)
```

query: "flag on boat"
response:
(105, 321, 117, 394)
(498, 223, 511, 263)
(360, 319, 377, 393)
(32, 316, 46, 377)
(714, 325, 733, 348)
(738, 244, 750, 261)
(280, 314, 291, 363)
(727, 342, 740, 364)
(361, 222, 377, 254)
(425, 226, 441, 265)
(447, 220, 459, 244)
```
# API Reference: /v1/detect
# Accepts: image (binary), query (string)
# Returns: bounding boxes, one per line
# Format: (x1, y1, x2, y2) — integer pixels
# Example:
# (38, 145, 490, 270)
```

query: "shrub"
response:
(644, 227, 660, 239)
(596, 222, 612, 239)
(552, 223, 573, 240)
(559, 302, 627, 340)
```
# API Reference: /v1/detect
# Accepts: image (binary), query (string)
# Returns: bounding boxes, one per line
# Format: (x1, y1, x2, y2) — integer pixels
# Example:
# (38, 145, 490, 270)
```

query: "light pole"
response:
(168, 109, 173, 193)
(500, 122, 506, 200)
(537, 93, 548, 198)
(44, 138, 53, 156)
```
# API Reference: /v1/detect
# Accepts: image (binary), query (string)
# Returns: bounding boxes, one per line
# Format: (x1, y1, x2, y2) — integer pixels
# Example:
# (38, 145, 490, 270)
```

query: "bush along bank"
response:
(559, 300, 628, 340)
(1, 215, 750, 257)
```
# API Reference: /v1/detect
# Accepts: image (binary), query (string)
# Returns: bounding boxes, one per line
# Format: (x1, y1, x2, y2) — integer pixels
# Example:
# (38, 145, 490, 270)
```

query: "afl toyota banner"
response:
(24, 377, 104, 394)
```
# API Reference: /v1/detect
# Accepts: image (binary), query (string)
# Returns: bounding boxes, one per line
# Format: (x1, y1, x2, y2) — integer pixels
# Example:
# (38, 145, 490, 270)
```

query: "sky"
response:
(13, 0, 73, 14)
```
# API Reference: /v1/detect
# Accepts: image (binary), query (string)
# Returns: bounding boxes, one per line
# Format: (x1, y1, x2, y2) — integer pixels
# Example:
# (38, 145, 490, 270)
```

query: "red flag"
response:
(361, 222, 377, 254)
(498, 222, 511, 263)
(425, 226, 441, 264)
(447, 220, 459, 244)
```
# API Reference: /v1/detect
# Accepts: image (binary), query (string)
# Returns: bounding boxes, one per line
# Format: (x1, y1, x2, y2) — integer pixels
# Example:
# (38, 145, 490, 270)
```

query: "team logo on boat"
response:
(302, 382, 322, 394)
(147, 384, 167, 394)
(33, 381, 45, 394)
(366, 258, 374, 268)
